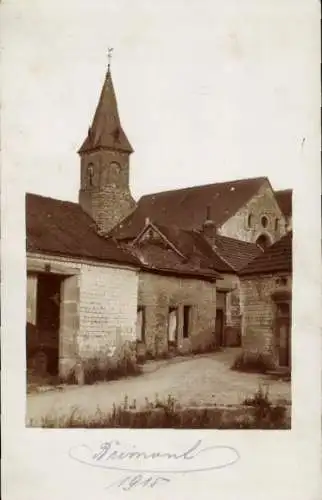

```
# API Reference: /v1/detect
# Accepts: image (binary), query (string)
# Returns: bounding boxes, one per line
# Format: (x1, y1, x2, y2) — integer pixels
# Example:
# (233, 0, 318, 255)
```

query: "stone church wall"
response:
(219, 180, 287, 244)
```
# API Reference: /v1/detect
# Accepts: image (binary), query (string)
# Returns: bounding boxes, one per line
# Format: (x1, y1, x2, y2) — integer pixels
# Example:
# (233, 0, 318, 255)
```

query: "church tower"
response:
(78, 56, 135, 234)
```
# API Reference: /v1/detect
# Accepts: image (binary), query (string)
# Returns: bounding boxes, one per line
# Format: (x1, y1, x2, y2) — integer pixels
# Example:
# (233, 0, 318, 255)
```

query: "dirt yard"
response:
(26, 349, 291, 426)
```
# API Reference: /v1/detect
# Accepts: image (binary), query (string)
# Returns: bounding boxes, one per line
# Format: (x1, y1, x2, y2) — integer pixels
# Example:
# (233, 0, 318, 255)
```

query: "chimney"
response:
(145, 217, 150, 226)
(202, 205, 217, 246)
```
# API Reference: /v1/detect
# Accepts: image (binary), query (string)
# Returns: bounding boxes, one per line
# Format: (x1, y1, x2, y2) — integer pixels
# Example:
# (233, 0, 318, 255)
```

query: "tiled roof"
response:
(121, 220, 260, 274)
(153, 224, 233, 273)
(213, 234, 262, 272)
(111, 177, 268, 239)
(78, 69, 133, 154)
(127, 243, 219, 281)
(26, 193, 139, 267)
(239, 232, 292, 276)
(123, 221, 229, 280)
(275, 189, 292, 217)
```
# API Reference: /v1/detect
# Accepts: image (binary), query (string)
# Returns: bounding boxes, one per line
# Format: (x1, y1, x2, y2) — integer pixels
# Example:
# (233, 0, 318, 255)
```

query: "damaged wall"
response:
(137, 272, 217, 355)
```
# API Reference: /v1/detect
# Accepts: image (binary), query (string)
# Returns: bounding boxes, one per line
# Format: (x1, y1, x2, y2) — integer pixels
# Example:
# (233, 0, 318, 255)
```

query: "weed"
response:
(231, 351, 276, 374)
(242, 385, 289, 429)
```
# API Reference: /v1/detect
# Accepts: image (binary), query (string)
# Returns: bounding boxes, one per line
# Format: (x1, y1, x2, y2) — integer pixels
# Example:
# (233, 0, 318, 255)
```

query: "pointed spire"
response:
(78, 53, 133, 154)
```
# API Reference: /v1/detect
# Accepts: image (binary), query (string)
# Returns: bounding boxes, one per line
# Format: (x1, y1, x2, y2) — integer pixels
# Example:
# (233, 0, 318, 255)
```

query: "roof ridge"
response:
(140, 176, 268, 200)
(26, 193, 140, 267)
(26, 192, 78, 206)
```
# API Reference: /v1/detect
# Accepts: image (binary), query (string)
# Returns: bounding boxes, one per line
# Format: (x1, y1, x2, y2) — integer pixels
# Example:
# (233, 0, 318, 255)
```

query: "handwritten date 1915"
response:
(106, 474, 171, 492)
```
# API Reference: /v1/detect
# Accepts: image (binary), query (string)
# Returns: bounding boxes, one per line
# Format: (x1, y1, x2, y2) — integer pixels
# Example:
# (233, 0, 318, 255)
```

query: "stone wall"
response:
(137, 272, 217, 355)
(78, 262, 138, 358)
(240, 273, 292, 363)
(219, 180, 287, 244)
(27, 253, 138, 379)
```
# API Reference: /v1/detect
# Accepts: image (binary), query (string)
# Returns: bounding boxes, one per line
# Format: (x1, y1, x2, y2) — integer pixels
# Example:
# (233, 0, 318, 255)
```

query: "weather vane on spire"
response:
(107, 47, 114, 72)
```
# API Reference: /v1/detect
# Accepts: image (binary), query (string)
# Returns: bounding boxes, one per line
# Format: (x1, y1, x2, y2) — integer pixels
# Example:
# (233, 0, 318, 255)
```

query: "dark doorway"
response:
(256, 234, 271, 250)
(275, 302, 291, 368)
(36, 273, 63, 375)
(168, 307, 178, 349)
(136, 306, 146, 343)
(183, 305, 191, 339)
(215, 309, 224, 347)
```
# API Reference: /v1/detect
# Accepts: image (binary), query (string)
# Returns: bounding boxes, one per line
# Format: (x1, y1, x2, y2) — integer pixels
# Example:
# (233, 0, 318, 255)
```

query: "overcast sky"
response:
(2, 0, 319, 202)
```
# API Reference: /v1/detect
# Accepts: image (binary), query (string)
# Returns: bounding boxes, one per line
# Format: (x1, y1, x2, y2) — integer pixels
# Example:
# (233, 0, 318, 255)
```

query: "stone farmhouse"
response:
(240, 232, 292, 370)
(26, 64, 293, 381)
(26, 194, 140, 380)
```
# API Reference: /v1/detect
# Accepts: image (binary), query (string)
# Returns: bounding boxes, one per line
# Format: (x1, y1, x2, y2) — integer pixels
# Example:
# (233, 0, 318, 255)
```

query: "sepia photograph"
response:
(22, 5, 297, 430)
(2, 1, 321, 499)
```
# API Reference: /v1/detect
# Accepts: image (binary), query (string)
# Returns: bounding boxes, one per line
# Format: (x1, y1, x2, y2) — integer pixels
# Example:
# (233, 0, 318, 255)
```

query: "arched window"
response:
(275, 218, 279, 231)
(109, 161, 121, 185)
(87, 163, 94, 187)
(261, 215, 269, 228)
(247, 214, 254, 228)
(256, 234, 270, 250)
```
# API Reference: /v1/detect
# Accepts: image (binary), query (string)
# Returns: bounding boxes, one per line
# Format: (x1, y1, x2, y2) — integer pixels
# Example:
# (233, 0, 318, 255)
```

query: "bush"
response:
(158, 351, 173, 360)
(80, 353, 142, 385)
(57, 345, 142, 386)
(35, 391, 290, 429)
(231, 351, 275, 374)
(60, 369, 78, 385)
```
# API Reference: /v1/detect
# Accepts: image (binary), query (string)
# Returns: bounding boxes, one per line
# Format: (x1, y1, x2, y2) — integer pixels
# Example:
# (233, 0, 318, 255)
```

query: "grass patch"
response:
(33, 389, 290, 429)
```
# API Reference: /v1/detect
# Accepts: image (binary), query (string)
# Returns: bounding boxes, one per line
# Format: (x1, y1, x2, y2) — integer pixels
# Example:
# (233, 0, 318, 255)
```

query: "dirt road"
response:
(26, 350, 291, 426)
